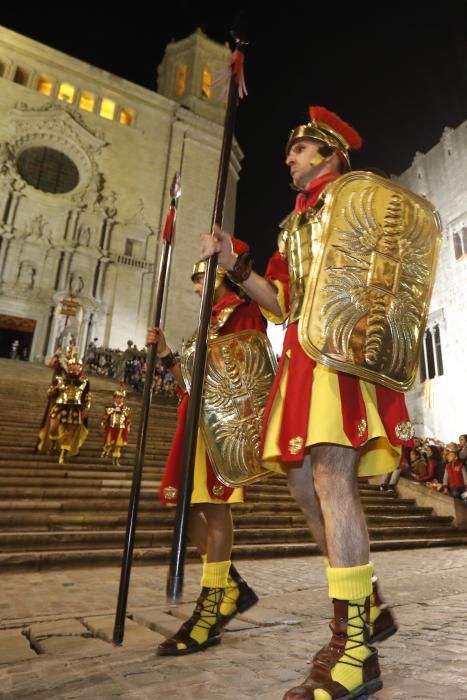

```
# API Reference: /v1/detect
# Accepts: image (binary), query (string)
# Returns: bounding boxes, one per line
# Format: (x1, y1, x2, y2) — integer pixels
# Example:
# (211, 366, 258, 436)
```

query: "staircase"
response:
(1, 358, 466, 570)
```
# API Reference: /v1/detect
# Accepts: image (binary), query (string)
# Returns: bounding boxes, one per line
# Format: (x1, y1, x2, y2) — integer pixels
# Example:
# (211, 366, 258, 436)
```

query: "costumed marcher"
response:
(146, 241, 266, 656)
(37, 344, 91, 464)
(202, 106, 440, 699)
(100, 384, 131, 466)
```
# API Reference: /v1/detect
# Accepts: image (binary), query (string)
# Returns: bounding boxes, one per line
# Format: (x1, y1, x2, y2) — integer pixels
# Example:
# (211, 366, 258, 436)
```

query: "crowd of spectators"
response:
(380, 434, 467, 504)
(83, 339, 179, 400)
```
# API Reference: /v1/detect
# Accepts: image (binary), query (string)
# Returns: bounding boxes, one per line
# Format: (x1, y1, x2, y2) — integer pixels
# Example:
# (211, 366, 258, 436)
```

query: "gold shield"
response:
(298, 171, 442, 391)
(182, 330, 277, 487)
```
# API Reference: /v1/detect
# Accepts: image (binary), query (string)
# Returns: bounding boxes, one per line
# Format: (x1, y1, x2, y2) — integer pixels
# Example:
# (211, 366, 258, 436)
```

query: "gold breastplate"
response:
(56, 378, 88, 405)
(108, 407, 130, 428)
(279, 204, 323, 323)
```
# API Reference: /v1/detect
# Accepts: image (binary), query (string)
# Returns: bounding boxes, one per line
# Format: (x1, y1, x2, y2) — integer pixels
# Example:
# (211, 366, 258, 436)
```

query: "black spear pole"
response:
(113, 172, 181, 644)
(166, 31, 248, 603)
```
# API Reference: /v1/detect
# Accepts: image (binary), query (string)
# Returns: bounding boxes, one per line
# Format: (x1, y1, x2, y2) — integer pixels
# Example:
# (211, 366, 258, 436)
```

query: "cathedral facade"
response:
(0, 27, 241, 361)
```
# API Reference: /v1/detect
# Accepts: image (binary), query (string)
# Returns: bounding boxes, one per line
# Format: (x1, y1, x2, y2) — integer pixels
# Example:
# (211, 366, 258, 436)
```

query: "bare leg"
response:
(188, 506, 208, 555)
(196, 503, 233, 562)
(287, 452, 328, 555)
(311, 444, 369, 567)
(188, 504, 233, 561)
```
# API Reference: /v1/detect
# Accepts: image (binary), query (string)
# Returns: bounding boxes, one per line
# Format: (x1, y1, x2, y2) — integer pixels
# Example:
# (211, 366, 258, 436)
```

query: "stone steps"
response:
(0, 511, 453, 531)
(1, 521, 464, 553)
(3, 533, 467, 571)
(0, 358, 466, 570)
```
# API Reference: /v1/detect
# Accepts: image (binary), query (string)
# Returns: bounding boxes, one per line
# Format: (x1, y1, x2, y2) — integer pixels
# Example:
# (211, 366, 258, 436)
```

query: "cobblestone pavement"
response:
(1, 547, 466, 699)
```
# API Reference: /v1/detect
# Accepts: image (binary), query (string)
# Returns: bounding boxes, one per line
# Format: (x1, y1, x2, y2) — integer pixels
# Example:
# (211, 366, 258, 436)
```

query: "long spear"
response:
(166, 28, 248, 603)
(113, 172, 181, 644)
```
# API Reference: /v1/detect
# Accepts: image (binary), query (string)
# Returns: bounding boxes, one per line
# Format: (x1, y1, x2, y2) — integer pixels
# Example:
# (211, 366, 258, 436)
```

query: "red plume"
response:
(309, 106, 362, 151)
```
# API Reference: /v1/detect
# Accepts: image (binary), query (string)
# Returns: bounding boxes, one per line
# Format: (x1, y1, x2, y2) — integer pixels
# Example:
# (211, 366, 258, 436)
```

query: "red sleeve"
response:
(221, 301, 267, 335)
(264, 251, 289, 314)
(265, 251, 288, 283)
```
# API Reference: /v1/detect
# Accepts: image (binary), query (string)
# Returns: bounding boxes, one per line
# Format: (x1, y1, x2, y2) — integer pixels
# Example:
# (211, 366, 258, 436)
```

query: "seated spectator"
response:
(408, 448, 427, 479)
(379, 447, 411, 491)
(423, 444, 444, 485)
(443, 449, 467, 499)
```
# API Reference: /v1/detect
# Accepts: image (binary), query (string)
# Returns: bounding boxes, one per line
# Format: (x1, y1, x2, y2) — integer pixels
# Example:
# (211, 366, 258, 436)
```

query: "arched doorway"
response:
(0, 315, 36, 360)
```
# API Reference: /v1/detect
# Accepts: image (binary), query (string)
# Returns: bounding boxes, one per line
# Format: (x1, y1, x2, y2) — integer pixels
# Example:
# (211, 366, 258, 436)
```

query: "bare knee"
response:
(311, 445, 360, 503)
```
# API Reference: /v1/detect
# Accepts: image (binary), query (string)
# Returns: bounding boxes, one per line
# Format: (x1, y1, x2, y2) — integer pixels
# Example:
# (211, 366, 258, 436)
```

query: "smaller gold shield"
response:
(298, 171, 442, 391)
(182, 330, 277, 487)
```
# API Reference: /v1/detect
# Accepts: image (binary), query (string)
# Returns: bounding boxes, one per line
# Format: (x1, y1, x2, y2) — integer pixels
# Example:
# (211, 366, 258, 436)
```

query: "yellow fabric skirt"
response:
(191, 429, 244, 504)
(262, 359, 401, 477)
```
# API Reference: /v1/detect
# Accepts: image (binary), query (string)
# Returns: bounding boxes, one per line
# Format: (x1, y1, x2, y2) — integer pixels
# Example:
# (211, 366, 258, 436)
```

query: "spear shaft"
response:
(113, 173, 181, 644)
(166, 38, 246, 603)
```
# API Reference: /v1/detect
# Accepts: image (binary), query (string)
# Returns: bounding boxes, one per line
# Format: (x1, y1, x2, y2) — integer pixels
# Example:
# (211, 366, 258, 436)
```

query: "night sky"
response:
(2, 4, 467, 271)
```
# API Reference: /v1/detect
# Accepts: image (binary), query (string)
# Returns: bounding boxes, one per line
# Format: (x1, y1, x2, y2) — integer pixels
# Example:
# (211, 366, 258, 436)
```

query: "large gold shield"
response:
(181, 330, 277, 487)
(298, 171, 442, 391)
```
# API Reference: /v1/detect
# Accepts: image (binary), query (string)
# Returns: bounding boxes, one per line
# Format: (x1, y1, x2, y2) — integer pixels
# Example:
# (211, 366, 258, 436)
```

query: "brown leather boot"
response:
(217, 563, 259, 628)
(370, 575, 398, 643)
(284, 598, 382, 700)
(157, 587, 223, 656)
(312, 574, 397, 665)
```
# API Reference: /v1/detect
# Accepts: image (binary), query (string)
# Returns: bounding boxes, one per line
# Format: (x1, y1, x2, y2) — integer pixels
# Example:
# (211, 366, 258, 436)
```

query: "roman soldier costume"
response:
(256, 106, 441, 700)
(160, 260, 268, 506)
(37, 344, 91, 464)
(156, 241, 268, 657)
(101, 385, 131, 466)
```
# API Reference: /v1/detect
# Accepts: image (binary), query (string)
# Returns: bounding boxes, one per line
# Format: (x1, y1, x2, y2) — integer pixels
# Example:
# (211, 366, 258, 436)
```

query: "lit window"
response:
(175, 64, 187, 97)
(58, 82, 75, 104)
(119, 108, 133, 126)
(79, 91, 95, 112)
(14, 67, 29, 86)
(100, 98, 116, 120)
(37, 75, 53, 96)
(202, 67, 212, 98)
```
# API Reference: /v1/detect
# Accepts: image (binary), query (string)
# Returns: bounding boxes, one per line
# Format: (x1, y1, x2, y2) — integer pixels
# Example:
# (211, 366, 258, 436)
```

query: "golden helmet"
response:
(286, 105, 362, 171)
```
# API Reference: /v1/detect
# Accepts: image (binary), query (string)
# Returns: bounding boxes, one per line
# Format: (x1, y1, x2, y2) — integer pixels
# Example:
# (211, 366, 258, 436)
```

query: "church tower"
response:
(157, 28, 231, 126)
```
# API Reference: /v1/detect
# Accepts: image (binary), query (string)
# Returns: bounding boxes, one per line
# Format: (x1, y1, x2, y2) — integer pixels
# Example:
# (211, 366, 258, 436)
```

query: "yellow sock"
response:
(219, 562, 240, 617)
(315, 563, 373, 700)
(201, 560, 230, 588)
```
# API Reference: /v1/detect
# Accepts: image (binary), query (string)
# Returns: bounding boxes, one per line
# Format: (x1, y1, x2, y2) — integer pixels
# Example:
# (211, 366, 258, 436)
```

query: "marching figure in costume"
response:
(101, 385, 131, 466)
(146, 240, 267, 656)
(201, 107, 441, 698)
(37, 344, 91, 465)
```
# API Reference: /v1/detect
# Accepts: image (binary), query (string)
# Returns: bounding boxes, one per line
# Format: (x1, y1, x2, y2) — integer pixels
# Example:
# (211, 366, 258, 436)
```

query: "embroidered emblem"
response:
(163, 486, 177, 500)
(357, 419, 367, 438)
(212, 484, 225, 496)
(395, 421, 415, 441)
(288, 436, 304, 455)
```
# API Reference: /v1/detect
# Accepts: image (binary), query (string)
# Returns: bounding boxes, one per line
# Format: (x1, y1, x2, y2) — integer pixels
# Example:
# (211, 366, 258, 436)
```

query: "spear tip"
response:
(170, 171, 182, 201)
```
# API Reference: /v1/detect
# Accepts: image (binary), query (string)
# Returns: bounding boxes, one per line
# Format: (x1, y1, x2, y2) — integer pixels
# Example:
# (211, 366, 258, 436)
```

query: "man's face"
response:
(192, 273, 204, 297)
(286, 139, 324, 189)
